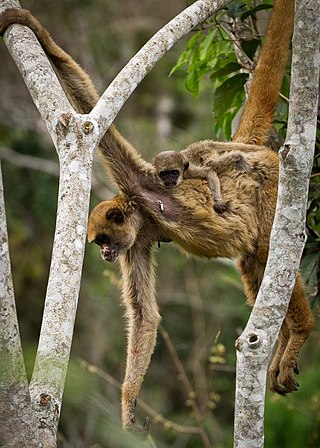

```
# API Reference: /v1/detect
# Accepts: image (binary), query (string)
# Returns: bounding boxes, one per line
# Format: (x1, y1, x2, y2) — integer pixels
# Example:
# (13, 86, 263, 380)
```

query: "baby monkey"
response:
(153, 149, 250, 214)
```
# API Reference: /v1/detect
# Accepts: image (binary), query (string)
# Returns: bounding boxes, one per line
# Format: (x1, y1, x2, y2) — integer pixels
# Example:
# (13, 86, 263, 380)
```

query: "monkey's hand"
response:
(213, 201, 230, 214)
(125, 417, 150, 437)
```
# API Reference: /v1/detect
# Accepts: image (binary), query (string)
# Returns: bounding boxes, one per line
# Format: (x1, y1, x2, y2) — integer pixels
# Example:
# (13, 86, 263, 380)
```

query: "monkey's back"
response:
(166, 148, 279, 261)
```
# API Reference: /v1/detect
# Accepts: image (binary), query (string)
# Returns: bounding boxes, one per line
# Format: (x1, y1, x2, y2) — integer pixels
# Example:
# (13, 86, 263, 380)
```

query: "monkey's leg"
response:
(268, 319, 291, 394)
(184, 164, 228, 213)
(206, 170, 229, 214)
(240, 258, 314, 395)
(119, 244, 161, 430)
(270, 273, 314, 394)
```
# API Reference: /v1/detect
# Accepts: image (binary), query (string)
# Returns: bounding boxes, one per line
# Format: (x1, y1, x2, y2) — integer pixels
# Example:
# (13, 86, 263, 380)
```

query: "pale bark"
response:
(234, 1, 320, 447)
(0, 0, 98, 444)
(0, 0, 232, 445)
(0, 163, 35, 447)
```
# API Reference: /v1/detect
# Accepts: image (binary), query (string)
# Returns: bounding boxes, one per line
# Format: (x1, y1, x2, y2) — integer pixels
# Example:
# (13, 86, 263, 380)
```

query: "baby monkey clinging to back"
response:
(153, 149, 251, 213)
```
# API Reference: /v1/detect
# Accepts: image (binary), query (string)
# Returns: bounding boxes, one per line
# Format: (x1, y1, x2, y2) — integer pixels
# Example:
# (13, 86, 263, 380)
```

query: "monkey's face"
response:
(158, 168, 182, 188)
(87, 197, 141, 262)
(153, 150, 185, 189)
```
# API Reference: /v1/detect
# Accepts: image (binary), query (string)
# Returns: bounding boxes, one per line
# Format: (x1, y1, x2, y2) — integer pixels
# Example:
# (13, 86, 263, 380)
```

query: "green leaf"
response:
(241, 38, 260, 60)
(198, 31, 215, 61)
(169, 61, 188, 77)
(185, 70, 200, 96)
(222, 111, 234, 141)
(213, 73, 248, 116)
(169, 32, 203, 76)
(185, 31, 203, 52)
(240, 4, 273, 21)
(225, 2, 246, 19)
(210, 61, 242, 79)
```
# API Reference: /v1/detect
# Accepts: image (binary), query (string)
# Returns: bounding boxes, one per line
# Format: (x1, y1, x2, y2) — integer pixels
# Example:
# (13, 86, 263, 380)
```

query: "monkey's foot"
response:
(268, 362, 300, 395)
(214, 201, 229, 214)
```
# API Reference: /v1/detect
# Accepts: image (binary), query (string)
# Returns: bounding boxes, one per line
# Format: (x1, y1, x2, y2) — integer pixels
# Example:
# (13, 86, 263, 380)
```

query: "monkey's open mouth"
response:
(100, 244, 119, 263)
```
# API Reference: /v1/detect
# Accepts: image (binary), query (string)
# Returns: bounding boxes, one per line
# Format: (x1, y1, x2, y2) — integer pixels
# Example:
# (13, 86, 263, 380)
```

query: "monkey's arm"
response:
(206, 151, 251, 174)
(119, 242, 161, 429)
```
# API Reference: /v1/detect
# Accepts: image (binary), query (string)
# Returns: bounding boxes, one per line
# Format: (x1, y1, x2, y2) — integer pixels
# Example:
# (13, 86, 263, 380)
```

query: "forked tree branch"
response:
(0, 0, 232, 445)
(234, 1, 320, 446)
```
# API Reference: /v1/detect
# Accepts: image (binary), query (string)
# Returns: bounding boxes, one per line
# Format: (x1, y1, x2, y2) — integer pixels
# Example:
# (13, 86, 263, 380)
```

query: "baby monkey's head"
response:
(153, 150, 189, 189)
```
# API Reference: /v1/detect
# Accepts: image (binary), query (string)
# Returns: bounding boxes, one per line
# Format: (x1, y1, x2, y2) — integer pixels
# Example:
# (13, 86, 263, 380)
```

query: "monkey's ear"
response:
(184, 161, 189, 171)
(106, 208, 125, 224)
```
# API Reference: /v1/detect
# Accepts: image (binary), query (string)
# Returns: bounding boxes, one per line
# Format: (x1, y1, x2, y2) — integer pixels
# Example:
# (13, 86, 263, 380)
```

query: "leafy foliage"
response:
(170, 2, 276, 139)
(170, 25, 247, 139)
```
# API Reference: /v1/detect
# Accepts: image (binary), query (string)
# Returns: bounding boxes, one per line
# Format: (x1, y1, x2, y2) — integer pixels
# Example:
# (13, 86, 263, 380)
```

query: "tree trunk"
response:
(234, 1, 320, 446)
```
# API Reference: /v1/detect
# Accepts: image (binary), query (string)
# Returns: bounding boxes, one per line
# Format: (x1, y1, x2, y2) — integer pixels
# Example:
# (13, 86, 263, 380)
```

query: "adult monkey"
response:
(0, 0, 314, 431)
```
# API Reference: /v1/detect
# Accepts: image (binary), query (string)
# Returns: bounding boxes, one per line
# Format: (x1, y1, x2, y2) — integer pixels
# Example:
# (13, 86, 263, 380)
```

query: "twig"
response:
(158, 326, 212, 448)
(183, 264, 209, 411)
(0, 145, 113, 199)
(78, 358, 201, 435)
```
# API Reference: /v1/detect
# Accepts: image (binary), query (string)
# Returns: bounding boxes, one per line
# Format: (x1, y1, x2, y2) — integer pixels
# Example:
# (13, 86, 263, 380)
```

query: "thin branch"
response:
(0, 145, 113, 198)
(0, 145, 59, 175)
(183, 265, 209, 410)
(158, 325, 212, 448)
(218, 23, 254, 72)
(78, 358, 201, 435)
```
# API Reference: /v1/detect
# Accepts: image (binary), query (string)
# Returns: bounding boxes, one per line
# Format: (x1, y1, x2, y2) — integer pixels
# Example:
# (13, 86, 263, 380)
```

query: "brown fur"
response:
(153, 149, 252, 214)
(0, 0, 314, 431)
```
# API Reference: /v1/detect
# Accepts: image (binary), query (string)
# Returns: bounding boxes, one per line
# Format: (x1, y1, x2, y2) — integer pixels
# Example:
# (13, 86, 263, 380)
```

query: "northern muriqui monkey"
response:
(0, 0, 314, 432)
(153, 149, 251, 213)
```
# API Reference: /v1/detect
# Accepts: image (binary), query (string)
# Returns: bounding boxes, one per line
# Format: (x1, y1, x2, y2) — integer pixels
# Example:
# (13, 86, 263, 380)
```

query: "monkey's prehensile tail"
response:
(233, 0, 294, 146)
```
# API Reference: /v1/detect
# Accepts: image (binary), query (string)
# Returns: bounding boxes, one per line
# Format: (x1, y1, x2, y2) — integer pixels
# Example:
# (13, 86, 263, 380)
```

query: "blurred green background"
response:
(0, 0, 319, 447)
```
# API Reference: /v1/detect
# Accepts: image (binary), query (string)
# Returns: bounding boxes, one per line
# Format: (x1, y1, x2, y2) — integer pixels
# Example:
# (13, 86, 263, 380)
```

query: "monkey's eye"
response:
(159, 169, 180, 179)
(106, 208, 124, 224)
(94, 234, 111, 246)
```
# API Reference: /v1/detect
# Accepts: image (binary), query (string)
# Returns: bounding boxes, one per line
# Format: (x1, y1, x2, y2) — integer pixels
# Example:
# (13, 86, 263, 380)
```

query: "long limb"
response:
(239, 256, 314, 395)
(184, 164, 228, 213)
(269, 272, 314, 394)
(119, 242, 161, 429)
(206, 151, 251, 174)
